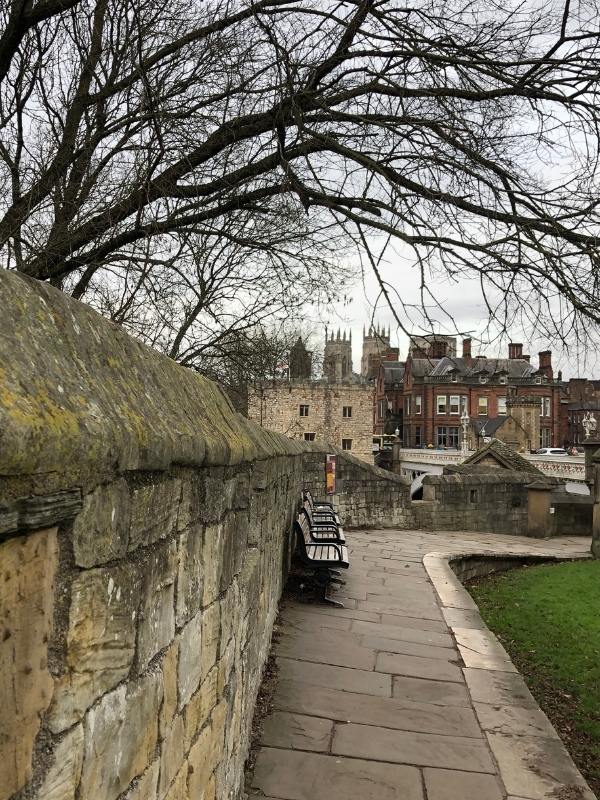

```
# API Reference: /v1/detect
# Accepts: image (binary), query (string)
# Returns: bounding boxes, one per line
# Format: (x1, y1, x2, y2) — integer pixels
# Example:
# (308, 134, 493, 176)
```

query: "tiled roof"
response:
(462, 438, 543, 474)
(430, 356, 536, 379)
(410, 358, 441, 377)
(470, 416, 508, 436)
(382, 362, 405, 383)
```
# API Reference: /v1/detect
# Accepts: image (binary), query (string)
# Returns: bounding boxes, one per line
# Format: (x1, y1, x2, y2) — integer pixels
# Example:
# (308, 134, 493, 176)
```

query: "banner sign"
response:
(326, 454, 337, 495)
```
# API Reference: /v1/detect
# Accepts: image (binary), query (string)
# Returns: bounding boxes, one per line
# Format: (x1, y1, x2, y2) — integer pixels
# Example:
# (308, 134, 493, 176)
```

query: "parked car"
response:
(534, 447, 569, 456)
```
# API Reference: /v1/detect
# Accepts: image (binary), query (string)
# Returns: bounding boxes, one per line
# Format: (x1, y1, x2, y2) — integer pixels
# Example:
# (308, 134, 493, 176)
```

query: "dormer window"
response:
(535, 376, 542, 385)
(479, 375, 488, 384)
(451, 374, 458, 383)
(499, 375, 507, 385)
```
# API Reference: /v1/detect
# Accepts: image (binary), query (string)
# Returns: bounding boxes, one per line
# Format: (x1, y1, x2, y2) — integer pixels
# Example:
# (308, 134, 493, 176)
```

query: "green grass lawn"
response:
(469, 560, 600, 793)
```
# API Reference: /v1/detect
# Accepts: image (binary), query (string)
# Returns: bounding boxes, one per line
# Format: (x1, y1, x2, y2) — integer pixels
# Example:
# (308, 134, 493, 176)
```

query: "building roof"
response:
(462, 438, 543, 474)
(382, 361, 405, 384)
(470, 416, 509, 437)
(410, 358, 441, 377)
(430, 356, 536, 379)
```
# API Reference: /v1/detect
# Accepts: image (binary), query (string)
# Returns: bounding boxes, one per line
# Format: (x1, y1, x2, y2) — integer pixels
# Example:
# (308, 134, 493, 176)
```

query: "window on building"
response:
(540, 428, 552, 447)
(304, 432, 316, 441)
(436, 395, 447, 414)
(341, 439, 352, 450)
(299, 404, 309, 416)
(436, 426, 460, 448)
(342, 405, 352, 418)
(478, 396, 488, 416)
(449, 395, 460, 415)
(499, 375, 507, 385)
(479, 375, 488, 384)
(415, 395, 422, 414)
(535, 376, 542, 384)
(498, 396, 507, 415)
(461, 395, 469, 413)
(542, 397, 551, 417)
(405, 396, 411, 415)
(415, 426, 422, 446)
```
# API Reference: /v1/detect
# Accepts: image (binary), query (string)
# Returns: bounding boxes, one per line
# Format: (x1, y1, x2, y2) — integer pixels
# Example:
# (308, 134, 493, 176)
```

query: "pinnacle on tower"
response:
(337, 328, 341, 340)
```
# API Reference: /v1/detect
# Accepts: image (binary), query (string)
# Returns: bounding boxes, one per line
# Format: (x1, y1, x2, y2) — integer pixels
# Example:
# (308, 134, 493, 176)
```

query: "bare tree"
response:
(2, 0, 600, 345)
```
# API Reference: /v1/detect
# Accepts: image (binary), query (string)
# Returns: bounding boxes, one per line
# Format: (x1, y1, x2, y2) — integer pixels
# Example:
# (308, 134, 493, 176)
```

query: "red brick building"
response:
(559, 378, 600, 446)
(373, 361, 405, 435)
(375, 338, 562, 450)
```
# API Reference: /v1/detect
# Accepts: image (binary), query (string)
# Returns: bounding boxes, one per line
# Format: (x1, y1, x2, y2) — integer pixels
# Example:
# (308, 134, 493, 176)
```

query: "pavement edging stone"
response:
(423, 549, 596, 800)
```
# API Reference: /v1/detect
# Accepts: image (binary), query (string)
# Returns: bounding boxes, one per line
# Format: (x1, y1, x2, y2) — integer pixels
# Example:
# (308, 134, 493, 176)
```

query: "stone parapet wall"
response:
(0, 270, 411, 800)
(414, 472, 543, 535)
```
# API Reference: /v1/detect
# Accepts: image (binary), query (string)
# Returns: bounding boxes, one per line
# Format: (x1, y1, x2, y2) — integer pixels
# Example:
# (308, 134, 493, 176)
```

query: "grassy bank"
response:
(469, 560, 600, 795)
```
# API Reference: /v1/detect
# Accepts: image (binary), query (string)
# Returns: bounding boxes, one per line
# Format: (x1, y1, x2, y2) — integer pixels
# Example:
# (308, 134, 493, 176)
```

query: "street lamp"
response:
(460, 407, 470, 454)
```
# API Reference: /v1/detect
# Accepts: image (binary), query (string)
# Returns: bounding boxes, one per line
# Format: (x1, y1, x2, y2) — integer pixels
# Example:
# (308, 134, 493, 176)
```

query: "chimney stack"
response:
(508, 342, 523, 360)
(538, 350, 553, 379)
(462, 338, 472, 360)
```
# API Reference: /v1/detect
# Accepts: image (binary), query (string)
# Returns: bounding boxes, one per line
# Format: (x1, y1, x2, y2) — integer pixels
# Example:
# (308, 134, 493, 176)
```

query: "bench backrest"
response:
(295, 511, 312, 546)
(304, 490, 315, 510)
(302, 502, 315, 526)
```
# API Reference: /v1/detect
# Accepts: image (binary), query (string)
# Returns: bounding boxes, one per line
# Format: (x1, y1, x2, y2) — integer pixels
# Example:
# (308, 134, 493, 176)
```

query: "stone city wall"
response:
(0, 270, 409, 800)
(413, 472, 541, 535)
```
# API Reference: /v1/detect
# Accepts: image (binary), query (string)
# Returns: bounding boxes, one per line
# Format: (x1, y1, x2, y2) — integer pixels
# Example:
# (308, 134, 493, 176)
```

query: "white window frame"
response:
(299, 404, 309, 417)
(342, 405, 352, 418)
(478, 396, 488, 416)
(498, 396, 507, 415)
(415, 395, 422, 414)
(449, 395, 460, 415)
(436, 395, 447, 414)
(405, 396, 411, 416)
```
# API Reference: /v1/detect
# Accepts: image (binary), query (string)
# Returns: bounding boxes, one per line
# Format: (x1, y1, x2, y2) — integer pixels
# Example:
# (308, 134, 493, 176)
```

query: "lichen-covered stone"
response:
(73, 480, 130, 567)
(37, 724, 84, 800)
(79, 671, 162, 800)
(49, 563, 140, 732)
(137, 541, 177, 671)
(0, 528, 58, 800)
(124, 761, 159, 800)
(201, 602, 221, 682)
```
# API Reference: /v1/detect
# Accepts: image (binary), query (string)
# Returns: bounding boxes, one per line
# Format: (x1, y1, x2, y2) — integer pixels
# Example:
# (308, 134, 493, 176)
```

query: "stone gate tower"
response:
(361, 323, 392, 378)
(323, 329, 353, 382)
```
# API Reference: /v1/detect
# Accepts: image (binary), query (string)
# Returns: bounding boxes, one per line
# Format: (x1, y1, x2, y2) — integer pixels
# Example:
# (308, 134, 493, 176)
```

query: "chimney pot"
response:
(509, 342, 523, 359)
(462, 338, 472, 359)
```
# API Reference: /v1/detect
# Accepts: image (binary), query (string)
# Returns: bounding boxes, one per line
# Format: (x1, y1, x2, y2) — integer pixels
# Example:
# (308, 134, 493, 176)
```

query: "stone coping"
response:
(423, 550, 596, 800)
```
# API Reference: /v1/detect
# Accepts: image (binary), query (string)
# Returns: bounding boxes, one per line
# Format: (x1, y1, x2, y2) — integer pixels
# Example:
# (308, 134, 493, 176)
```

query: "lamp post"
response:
(460, 407, 470, 454)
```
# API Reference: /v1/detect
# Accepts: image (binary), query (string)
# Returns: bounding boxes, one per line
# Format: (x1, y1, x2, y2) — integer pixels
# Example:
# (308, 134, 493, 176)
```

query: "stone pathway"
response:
(249, 530, 596, 800)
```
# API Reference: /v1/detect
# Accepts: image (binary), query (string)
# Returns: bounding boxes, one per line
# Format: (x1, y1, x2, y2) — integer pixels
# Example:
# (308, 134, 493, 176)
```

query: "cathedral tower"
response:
(323, 329, 353, 382)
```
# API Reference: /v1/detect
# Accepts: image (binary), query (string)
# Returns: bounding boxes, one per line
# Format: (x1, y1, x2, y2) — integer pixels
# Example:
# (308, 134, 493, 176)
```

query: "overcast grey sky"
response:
(319, 242, 599, 381)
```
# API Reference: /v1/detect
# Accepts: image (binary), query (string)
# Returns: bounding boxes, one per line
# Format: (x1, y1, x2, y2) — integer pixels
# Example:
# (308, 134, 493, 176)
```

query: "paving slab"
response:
(274, 679, 482, 737)
(248, 530, 596, 800)
(261, 711, 333, 752)
(252, 748, 424, 800)
(350, 619, 454, 648)
(376, 651, 464, 682)
(277, 657, 391, 697)
(332, 722, 495, 772)
(391, 674, 471, 707)
(423, 767, 504, 800)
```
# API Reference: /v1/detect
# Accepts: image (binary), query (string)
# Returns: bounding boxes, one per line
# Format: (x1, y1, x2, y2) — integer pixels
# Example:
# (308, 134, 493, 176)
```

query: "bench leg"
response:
(314, 569, 344, 608)
(330, 576, 345, 586)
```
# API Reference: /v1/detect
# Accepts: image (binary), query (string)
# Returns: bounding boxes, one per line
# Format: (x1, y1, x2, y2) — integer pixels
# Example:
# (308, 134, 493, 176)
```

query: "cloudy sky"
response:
(318, 242, 598, 381)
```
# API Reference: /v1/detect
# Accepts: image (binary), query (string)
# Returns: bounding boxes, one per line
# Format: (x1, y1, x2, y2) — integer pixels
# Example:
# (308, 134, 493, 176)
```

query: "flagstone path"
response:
(249, 529, 596, 800)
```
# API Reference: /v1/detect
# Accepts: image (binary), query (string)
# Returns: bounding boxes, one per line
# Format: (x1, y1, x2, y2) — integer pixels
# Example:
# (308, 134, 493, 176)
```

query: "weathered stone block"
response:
(128, 478, 181, 552)
(0, 528, 58, 800)
(158, 713, 184, 799)
(187, 719, 222, 799)
(178, 611, 203, 709)
(73, 479, 130, 567)
(201, 602, 221, 681)
(79, 671, 162, 800)
(176, 524, 204, 626)
(202, 523, 224, 607)
(184, 666, 219, 749)
(137, 541, 177, 671)
(160, 641, 178, 737)
(49, 563, 140, 732)
(124, 761, 159, 800)
(37, 721, 84, 800)
(220, 512, 248, 592)
(163, 762, 188, 800)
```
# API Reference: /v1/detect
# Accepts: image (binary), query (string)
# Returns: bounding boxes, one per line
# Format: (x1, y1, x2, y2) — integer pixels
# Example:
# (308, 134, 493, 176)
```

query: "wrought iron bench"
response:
(293, 512, 349, 607)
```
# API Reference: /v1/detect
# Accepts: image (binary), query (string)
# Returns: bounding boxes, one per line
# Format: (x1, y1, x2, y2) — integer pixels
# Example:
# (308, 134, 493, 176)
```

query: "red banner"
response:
(326, 454, 337, 495)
